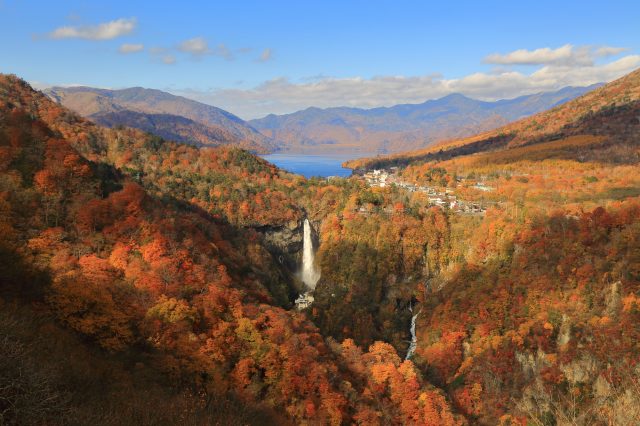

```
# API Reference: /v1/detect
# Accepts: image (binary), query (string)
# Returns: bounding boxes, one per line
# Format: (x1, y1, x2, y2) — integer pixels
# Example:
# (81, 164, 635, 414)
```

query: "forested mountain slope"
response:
(45, 86, 274, 153)
(249, 86, 597, 154)
(346, 68, 640, 170)
(0, 75, 461, 425)
(3, 68, 640, 425)
(334, 67, 640, 424)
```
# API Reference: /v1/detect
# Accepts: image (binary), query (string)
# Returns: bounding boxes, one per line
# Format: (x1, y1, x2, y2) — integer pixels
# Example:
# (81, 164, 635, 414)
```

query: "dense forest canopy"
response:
(2, 67, 640, 425)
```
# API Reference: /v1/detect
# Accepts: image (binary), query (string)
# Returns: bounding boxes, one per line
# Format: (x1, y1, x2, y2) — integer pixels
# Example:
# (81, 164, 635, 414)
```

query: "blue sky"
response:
(2, 0, 639, 118)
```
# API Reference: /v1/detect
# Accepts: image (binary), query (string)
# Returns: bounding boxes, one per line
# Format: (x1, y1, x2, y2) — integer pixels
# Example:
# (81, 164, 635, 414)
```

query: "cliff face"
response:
(259, 219, 303, 267)
(257, 218, 323, 292)
(256, 220, 305, 298)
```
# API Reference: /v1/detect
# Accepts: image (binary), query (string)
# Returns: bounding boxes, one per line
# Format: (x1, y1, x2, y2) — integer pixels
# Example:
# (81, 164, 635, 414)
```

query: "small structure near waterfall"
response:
(295, 292, 315, 310)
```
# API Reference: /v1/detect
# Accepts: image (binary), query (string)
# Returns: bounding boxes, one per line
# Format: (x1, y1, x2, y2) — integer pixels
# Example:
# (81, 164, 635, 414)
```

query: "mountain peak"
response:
(44, 85, 274, 152)
(438, 93, 473, 101)
(249, 85, 598, 154)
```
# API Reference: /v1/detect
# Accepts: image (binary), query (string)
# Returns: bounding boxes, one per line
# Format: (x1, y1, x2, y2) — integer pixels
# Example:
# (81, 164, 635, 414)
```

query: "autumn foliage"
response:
(3, 67, 640, 425)
(0, 74, 463, 424)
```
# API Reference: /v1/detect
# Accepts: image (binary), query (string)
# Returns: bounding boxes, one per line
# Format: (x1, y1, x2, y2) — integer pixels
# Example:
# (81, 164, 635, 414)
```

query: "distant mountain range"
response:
(346, 69, 640, 171)
(250, 85, 602, 154)
(45, 84, 601, 156)
(44, 86, 274, 153)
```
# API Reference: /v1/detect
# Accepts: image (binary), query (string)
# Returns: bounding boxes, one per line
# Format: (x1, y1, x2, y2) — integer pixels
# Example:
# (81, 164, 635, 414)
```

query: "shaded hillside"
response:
(0, 306, 284, 426)
(250, 86, 598, 154)
(347, 68, 640, 170)
(90, 110, 247, 149)
(45, 86, 273, 153)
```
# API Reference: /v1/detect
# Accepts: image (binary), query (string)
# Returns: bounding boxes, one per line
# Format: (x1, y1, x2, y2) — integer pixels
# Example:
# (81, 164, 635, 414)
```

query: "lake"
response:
(261, 153, 363, 178)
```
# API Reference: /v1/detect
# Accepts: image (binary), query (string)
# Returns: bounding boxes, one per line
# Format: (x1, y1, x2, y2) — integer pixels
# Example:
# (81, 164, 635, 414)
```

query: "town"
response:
(360, 168, 494, 215)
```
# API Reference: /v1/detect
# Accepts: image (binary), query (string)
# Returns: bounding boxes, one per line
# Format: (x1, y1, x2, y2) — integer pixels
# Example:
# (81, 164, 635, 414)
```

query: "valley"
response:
(5, 1, 640, 424)
(2, 66, 640, 424)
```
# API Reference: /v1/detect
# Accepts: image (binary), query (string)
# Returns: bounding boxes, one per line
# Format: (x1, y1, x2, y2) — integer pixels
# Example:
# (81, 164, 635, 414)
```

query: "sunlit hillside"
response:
(3, 3, 640, 425)
(346, 68, 640, 170)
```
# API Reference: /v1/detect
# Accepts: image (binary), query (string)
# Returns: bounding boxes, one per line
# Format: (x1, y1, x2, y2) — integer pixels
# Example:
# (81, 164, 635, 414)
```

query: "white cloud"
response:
(178, 37, 211, 56)
(259, 48, 273, 62)
(177, 37, 235, 60)
(148, 47, 176, 64)
(162, 55, 176, 65)
(28, 81, 53, 91)
(484, 44, 588, 66)
(175, 50, 640, 119)
(29, 81, 113, 91)
(216, 43, 234, 60)
(48, 18, 137, 40)
(594, 46, 628, 57)
(119, 43, 144, 54)
(484, 44, 629, 67)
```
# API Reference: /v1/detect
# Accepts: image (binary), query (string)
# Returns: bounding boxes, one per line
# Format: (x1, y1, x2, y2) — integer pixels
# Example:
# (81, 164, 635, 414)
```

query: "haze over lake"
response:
(261, 153, 366, 178)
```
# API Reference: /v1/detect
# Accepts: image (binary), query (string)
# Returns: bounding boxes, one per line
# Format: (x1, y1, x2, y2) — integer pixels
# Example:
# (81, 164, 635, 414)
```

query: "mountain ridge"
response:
(345, 67, 640, 170)
(45, 85, 274, 153)
(249, 85, 601, 154)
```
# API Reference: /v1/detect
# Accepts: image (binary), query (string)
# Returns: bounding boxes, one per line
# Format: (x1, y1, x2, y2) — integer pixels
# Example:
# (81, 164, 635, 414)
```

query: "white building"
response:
(295, 292, 315, 310)
(473, 183, 494, 192)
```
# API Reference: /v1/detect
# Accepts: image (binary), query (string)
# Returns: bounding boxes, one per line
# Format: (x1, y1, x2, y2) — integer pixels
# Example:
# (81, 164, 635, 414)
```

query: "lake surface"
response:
(261, 153, 363, 178)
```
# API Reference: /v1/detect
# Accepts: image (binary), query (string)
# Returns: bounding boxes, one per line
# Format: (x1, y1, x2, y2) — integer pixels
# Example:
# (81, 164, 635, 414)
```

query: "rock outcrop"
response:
(258, 219, 304, 271)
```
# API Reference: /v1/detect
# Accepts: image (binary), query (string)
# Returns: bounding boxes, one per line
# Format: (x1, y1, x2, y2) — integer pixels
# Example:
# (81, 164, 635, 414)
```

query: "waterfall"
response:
(405, 308, 420, 360)
(301, 219, 320, 289)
